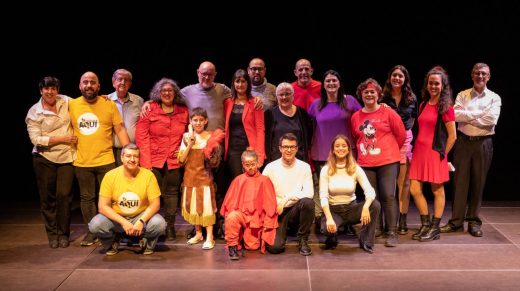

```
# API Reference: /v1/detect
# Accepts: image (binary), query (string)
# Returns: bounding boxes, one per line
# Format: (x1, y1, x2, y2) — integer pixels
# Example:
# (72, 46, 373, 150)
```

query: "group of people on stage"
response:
(26, 59, 501, 260)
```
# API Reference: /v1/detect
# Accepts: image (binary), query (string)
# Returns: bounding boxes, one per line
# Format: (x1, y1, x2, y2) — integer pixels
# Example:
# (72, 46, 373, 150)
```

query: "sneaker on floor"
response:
(105, 246, 119, 256)
(228, 245, 239, 260)
(143, 248, 154, 255)
(80, 232, 98, 246)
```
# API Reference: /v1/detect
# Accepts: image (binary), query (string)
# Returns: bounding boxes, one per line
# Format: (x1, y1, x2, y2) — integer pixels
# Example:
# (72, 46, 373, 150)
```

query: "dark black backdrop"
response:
(10, 2, 519, 201)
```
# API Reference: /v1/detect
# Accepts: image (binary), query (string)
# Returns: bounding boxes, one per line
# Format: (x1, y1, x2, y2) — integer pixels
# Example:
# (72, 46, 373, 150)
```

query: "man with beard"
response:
(248, 58, 277, 111)
(69, 71, 130, 246)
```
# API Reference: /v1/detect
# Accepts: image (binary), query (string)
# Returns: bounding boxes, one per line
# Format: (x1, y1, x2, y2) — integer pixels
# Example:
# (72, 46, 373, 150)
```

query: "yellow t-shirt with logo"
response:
(100, 166, 161, 217)
(69, 96, 123, 167)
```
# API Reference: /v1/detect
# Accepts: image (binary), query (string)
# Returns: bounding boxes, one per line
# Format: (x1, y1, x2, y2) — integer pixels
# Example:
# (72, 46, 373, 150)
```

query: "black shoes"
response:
(385, 232, 399, 247)
(228, 245, 240, 260)
(324, 235, 338, 250)
(398, 213, 408, 235)
(359, 242, 374, 254)
(468, 224, 483, 237)
(298, 238, 312, 256)
(440, 223, 463, 233)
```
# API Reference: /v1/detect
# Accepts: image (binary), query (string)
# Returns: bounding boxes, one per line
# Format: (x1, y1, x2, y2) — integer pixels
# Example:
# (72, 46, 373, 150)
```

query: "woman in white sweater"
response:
(319, 135, 380, 253)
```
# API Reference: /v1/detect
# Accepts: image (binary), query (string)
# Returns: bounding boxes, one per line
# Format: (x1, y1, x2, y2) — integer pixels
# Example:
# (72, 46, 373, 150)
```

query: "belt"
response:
(458, 132, 492, 141)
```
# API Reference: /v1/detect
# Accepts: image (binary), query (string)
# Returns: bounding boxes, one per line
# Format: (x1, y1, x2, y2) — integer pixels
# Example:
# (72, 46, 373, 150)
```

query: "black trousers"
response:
(267, 198, 314, 254)
(449, 136, 493, 227)
(321, 200, 380, 247)
(152, 164, 182, 228)
(33, 155, 74, 241)
(363, 162, 400, 232)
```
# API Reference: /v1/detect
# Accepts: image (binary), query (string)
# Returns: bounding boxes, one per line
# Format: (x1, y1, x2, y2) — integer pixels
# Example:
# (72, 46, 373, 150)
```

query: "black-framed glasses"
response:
(280, 145, 297, 150)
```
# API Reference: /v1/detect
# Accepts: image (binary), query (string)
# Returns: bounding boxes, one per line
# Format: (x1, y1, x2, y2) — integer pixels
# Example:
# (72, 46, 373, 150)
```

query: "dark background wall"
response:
(10, 2, 519, 201)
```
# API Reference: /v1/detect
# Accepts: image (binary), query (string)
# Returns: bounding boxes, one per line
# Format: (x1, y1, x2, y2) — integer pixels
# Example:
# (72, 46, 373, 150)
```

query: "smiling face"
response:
(40, 86, 58, 106)
(333, 137, 350, 159)
(390, 68, 405, 90)
(197, 62, 216, 90)
(160, 84, 175, 105)
(279, 138, 298, 165)
(472, 65, 490, 91)
(361, 86, 379, 107)
(112, 71, 132, 96)
(276, 87, 294, 110)
(294, 59, 313, 86)
(324, 73, 340, 96)
(248, 58, 266, 86)
(190, 115, 208, 133)
(79, 72, 100, 101)
(234, 76, 248, 96)
(427, 74, 443, 99)
(122, 148, 140, 172)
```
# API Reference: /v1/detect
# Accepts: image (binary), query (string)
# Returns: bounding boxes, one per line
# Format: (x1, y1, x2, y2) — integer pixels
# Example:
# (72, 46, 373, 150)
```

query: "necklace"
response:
(336, 163, 346, 169)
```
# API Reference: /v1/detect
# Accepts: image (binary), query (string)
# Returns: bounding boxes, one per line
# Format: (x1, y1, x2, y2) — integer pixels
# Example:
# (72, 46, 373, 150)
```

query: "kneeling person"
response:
(89, 143, 166, 255)
(220, 150, 278, 260)
(263, 133, 314, 256)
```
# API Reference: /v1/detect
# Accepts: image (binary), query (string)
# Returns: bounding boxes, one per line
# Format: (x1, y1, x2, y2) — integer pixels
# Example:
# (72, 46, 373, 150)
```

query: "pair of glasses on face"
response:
(280, 145, 297, 151)
(249, 67, 265, 72)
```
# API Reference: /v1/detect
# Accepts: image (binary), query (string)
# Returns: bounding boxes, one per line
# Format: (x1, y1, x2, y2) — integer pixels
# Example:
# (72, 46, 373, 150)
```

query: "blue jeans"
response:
(89, 213, 166, 251)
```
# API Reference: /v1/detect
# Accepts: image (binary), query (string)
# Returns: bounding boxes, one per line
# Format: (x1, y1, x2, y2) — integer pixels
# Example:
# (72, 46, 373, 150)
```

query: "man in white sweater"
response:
(262, 133, 314, 256)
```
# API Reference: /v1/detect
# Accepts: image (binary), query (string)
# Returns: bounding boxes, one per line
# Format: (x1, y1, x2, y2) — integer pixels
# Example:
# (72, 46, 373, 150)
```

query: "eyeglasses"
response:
(160, 88, 174, 93)
(123, 154, 140, 159)
(199, 72, 215, 78)
(280, 145, 297, 151)
(242, 162, 257, 167)
(249, 67, 265, 72)
(473, 71, 489, 77)
(277, 92, 292, 97)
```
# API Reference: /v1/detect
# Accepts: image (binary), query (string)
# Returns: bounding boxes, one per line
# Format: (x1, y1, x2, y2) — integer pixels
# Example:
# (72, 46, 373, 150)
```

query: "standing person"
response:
(108, 69, 144, 166)
(319, 135, 380, 253)
(220, 150, 278, 260)
(248, 58, 277, 111)
(136, 78, 189, 241)
(69, 71, 130, 246)
(309, 70, 362, 226)
(441, 63, 501, 237)
(291, 59, 321, 111)
(409, 67, 457, 242)
(264, 82, 313, 164)
(351, 78, 406, 247)
(178, 107, 225, 250)
(179, 61, 232, 240)
(381, 65, 418, 235)
(89, 143, 166, 256)
(26, 76, 77, 249)
(263, 133, 314, 256)
(223, 69, 265, 179)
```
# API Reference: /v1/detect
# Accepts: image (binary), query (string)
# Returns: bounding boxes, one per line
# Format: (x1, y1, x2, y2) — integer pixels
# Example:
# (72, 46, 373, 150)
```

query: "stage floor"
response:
(1, 200, 520, 291)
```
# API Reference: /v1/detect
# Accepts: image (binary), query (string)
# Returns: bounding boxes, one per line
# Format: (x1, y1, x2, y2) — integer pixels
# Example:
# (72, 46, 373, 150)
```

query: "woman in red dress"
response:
(409, 67, 457, 242)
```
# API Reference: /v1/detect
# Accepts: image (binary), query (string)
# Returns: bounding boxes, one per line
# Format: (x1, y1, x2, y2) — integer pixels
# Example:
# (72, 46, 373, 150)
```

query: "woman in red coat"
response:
(223, 69, 265, 179)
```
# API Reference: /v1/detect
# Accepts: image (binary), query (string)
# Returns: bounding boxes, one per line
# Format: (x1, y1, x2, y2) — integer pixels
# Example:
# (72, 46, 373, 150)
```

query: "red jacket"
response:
(223, 98, 265, 165)
(135, 102, 189, 169)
